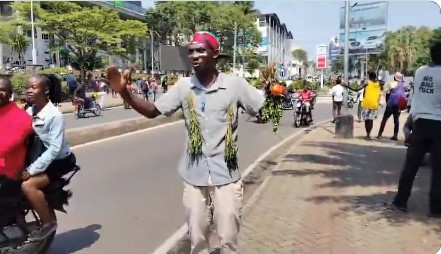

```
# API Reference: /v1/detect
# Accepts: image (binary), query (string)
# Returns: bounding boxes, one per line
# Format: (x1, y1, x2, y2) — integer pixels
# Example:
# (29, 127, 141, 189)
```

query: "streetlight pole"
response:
(150, 30, 154, 74)
(30, 0, 37, 65)
(343, 0, 350, 114)
(335, 0, 354, 139)
(233, 22, 237, 75)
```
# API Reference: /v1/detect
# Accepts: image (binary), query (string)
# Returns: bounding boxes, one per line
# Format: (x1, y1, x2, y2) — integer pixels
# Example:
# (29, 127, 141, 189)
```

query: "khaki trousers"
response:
(183, 179, 243, 254)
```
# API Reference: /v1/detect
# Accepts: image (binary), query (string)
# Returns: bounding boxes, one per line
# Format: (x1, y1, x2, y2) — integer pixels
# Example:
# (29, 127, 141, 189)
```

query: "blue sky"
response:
(141, 1, 441, 60)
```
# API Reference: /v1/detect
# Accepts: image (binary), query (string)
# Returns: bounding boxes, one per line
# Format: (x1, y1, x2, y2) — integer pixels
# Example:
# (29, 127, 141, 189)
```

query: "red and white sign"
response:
(316, 55, 327, 69)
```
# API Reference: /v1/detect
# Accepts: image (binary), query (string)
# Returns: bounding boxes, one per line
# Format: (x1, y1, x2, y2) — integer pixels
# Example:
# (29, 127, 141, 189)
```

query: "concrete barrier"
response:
(66, 111, 184, 146)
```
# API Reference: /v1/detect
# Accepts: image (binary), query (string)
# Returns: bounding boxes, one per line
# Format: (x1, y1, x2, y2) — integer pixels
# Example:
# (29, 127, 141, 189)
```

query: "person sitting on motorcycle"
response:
(300, 88, 313, 122)
(0, 78, 32, 200)
(75, 80, 94, 110)
(22, 74, 77, 241)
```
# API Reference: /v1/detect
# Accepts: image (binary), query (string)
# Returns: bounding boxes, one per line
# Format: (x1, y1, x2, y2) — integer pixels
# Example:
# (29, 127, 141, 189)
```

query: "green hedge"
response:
(10, 67, 72, 95)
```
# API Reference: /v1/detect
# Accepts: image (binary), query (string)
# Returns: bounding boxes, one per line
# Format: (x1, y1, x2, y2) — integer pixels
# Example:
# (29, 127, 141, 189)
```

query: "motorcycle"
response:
(293, 96, 312, 128)
(0, 166, 80, 254)
(123, 100, 131, 110)
(347, 91, 357, 109)
(72, 93, 102, 119)
(282, 93, 294, 110)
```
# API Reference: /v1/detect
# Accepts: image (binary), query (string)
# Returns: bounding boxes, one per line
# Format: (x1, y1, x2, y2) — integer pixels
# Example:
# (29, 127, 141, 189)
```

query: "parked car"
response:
(364, 35, 384, 50)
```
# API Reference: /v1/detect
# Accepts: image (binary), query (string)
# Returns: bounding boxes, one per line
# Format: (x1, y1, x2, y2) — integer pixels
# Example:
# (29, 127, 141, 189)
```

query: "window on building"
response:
(42, 34, 49, 40)
(26, 28, 37, 38)
(0, 2, 13, 17)
(259, 16, 266, 27)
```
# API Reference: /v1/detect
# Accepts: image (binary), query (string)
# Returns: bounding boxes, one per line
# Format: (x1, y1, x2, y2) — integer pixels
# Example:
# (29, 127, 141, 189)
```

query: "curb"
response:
(153, 117, 333, 254)
(66, 111, 184, 146)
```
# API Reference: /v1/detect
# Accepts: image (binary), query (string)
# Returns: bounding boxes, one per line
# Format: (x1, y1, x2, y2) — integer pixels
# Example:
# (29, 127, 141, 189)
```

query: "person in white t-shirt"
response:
(386, 41, 441, 217)
(331, 76, 344, 123)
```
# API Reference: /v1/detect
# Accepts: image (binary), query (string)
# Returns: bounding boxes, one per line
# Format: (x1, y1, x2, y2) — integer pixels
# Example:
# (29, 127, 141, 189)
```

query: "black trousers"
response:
(378, 105, 400, 137)
(393, 118, 441, 214)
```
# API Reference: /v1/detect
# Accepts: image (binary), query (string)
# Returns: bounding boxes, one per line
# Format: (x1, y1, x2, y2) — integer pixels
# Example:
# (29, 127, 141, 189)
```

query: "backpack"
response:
(387, 82, 407, 110)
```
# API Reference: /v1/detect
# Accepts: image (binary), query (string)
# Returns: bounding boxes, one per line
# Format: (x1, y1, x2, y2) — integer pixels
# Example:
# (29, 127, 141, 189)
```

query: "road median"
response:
(67, 111, 184, 146)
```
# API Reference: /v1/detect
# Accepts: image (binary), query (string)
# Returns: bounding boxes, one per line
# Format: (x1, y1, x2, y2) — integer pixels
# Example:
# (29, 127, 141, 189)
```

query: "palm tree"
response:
(9, 31, 30, 65)
(292, 48, 308, 67)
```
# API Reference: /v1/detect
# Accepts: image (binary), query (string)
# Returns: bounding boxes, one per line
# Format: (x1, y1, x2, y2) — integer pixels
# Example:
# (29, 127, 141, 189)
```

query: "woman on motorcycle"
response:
(22, 74, 76, 241)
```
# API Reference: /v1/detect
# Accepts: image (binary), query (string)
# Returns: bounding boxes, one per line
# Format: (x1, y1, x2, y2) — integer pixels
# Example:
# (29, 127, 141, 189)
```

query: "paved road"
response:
(64, 93, 161, 129)
(49, 102, 336, 254)
(64, 96, 334, 130)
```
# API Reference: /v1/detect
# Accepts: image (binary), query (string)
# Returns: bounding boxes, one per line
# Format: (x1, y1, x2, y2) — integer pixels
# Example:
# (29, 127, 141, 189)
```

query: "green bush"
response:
(39, 67, 71, 77)
(10, 73, 30, 95)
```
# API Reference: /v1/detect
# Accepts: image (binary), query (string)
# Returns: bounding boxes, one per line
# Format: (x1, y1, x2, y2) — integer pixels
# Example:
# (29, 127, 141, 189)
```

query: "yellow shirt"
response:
(361, 81, 381, 110)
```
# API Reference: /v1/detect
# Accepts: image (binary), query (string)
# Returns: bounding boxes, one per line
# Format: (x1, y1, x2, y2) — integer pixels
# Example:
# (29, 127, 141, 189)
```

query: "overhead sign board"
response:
(316, 55, 327, 69)
(316, 45, 327, 56)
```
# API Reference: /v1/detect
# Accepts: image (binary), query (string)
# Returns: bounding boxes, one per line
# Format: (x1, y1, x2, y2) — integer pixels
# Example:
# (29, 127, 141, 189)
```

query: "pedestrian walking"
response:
(356, 82, 365, 123)
(149, 78, 158, 101)
(345, 72, 381, 140)
(107, 31, 265, 253)
(141, 78, 149, 101)
(331, 76, 344, 123)
(377, 72, 406, 141)
(386, 41, 441, 217)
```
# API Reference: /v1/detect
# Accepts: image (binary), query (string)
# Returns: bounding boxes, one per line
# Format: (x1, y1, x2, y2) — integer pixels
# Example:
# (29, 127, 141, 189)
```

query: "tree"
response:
(8, 1, 147, 78)
(145, 1, 261, 62)
(292, 49, 308, 67)
(9, 31, 30, 65)
(375, 25, 441, 76)
(0, 23, 30, 65)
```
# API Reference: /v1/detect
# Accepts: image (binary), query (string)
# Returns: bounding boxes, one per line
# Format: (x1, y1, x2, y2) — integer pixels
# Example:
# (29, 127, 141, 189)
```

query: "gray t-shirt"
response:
(154, 73, 265, 186)
(410, 65, 441, 121)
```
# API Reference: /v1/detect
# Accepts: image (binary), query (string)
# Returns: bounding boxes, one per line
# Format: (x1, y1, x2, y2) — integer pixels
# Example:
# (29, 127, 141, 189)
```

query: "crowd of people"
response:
(329, 41, 441, 218)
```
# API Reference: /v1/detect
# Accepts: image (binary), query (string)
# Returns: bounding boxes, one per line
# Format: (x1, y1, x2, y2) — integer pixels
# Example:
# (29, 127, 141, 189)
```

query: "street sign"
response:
(316, 55, 327, 69)
(316, 45, 327, 56)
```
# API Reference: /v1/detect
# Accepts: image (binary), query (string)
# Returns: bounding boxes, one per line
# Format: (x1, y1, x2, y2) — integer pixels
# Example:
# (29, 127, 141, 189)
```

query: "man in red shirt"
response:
(300, 87, 313, 122)
(0, 78, 32, 198)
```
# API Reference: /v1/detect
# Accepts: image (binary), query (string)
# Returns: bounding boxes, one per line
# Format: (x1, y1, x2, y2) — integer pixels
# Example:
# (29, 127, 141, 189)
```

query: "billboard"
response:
(316, 55, 327, 69)
(316, 45, 327, 56)
(338, 2, 388, 56)
(329, 36, 340, 59)
(339, 2, 388, 32)
(338, 29, 386, 55)
(159, 45, 192, 71)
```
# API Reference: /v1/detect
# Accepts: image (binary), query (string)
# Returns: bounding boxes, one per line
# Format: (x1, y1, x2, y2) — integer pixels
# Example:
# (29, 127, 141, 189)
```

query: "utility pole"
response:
(150, 30, 154, 74)
(233, 22, 237, 75)
(343, 0, 350, 114)
(31, 0, 37, 65)
(335, 0, 355, 139)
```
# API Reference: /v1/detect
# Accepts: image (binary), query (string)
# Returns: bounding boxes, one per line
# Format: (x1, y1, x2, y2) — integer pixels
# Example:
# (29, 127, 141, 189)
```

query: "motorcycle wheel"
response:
(94, 104, 102, 116)
(37, 231, 56, 254)
(294, 113, 301, 128)
(76, 105, 83, 119)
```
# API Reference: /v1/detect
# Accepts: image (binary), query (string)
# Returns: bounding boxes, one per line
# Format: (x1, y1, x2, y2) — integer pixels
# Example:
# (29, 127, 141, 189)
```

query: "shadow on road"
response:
(48, 224, 102, 254)
(274, 139, 441, 235)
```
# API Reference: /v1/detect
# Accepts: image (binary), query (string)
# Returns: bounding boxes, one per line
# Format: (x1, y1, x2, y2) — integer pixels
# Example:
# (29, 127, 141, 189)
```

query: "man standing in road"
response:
(386, 41, 441, 217)
(107, 31, 265, 253)
(331, 76, 344, 123)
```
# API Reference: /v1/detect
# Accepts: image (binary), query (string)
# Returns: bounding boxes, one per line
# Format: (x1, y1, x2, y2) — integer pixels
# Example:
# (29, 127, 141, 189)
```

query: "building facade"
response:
(255, 13, 293, 67)
(0, 1, 148, 70)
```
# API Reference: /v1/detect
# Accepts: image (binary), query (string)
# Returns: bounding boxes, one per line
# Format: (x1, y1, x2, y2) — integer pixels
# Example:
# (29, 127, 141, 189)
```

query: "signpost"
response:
(316, 45, 328, 89)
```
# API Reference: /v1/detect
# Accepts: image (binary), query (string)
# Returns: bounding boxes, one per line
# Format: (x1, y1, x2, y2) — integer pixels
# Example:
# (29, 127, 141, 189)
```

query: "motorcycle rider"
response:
(300, 87, 313, 122)
(0, 78, 32, 199)
(75, 79, 94, 110)
(22, 74, 77, 241)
